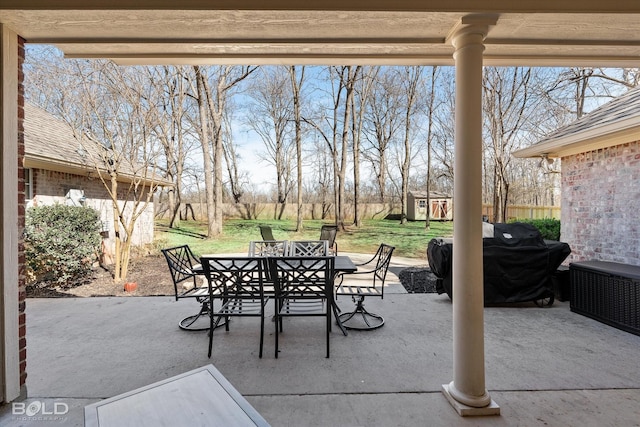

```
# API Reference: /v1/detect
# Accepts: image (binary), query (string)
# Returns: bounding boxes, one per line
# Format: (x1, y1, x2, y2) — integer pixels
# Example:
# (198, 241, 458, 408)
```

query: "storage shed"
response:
(407, 191, 453, 221)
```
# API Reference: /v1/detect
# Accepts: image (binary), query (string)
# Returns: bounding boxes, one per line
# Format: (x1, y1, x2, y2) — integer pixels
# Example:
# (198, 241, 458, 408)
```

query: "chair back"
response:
(249, 240, 288, 257)
(288, 240, 330, 257)
(200, 257, 265, 299)
(372, 244, 395, 290)
(259, 225, 276, 241)
(268, 256, 334, 302)
(319, 225, 338, 254)
(161, 245, 201, 299)
(200, 256, 268, 358)
(268, 256, 335, 358)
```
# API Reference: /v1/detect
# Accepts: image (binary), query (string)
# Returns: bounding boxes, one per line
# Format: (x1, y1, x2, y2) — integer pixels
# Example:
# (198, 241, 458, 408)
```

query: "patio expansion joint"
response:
(243, 390, 443, 398)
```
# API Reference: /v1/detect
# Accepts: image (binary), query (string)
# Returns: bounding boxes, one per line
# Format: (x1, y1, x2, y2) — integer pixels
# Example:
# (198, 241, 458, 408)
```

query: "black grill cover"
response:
(427, 223, 571, 304)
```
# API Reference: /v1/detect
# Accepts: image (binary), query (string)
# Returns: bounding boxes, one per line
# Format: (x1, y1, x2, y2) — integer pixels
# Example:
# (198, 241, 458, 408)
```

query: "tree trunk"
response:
(289, 65, 305, 232)
(193, 66, 217, 238)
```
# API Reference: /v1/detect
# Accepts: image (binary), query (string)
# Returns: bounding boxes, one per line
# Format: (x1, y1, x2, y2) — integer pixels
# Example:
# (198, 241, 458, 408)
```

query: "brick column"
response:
(17, 35, 27, 391)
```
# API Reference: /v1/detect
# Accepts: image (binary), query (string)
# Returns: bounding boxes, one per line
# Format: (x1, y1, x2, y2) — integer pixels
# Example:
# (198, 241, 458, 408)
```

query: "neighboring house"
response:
(513, 87, 640, 267)
(23, 103, 167, 264)
(407, 191, 453, 221)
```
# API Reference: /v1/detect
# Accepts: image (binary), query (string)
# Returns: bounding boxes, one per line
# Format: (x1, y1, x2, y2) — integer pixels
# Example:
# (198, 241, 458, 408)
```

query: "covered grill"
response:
(427, 222, 571, 305)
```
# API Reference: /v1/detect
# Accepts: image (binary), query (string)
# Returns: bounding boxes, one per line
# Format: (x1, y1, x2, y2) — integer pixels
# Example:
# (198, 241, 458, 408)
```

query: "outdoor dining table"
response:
(194, 255, 358, 335)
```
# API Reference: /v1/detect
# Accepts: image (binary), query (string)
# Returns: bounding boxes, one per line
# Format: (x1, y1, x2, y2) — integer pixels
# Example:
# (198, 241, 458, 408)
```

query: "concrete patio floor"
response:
(2, 255, 640, 426)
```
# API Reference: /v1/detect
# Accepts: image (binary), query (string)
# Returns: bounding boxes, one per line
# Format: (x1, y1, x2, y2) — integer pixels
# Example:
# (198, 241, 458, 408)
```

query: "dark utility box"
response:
(552, 265, 570, 302)
(570, 260, 640, 336)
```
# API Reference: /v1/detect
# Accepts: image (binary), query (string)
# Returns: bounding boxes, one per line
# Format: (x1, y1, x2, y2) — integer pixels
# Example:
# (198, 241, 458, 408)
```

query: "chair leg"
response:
(326, 310, 331, 358)
(259, 314, 264, 359)
(178, 301, 210, 331)
(274, 313, 279, 359)
(337, 295, 385, 330)
(208, 313, 224, 358)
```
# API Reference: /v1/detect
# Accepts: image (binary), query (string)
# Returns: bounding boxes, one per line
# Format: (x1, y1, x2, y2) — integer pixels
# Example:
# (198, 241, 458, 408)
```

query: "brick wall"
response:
(29, 169, 156, 253)
(561, 141, 640, 266)
(17, 36, 27, 389)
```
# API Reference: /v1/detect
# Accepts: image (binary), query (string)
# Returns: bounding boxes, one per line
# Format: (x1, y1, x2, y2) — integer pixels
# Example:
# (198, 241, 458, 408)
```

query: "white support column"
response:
(442, 16, 500, 416)
(1, 24, 21, 403)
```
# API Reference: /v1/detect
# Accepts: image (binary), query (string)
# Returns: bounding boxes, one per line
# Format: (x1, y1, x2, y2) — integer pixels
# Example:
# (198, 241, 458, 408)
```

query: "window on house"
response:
(418, 200, 426, 208)
(25, 168, 33, 200)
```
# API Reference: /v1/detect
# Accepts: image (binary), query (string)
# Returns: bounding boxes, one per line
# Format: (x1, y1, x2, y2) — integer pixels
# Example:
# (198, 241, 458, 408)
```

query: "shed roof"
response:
(513, 86, 640, 159)
(408, 191, 451, 199)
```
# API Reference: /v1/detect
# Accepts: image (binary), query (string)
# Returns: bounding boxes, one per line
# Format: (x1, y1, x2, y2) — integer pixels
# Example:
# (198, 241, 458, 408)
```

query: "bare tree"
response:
(362, 68, 403, 203)
(31, 59, 166, 282)
(547, 67, 640, 119)
(483, 67, 535, 222)
(423, 66, 440, 229)
(145, 66, 197, 229)
(351, 66, 377, 227)
(288, 65, 306, 231)
(334, 66, 361, 229)
(189, 65, 257, 237)
(247, 67, 295, 220)
(221, 112, 250, 204)
(397, 66, 422, 224)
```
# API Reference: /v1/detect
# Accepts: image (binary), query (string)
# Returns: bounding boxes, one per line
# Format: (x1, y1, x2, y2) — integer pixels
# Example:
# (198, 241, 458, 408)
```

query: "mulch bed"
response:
(27, 255, 440, 297)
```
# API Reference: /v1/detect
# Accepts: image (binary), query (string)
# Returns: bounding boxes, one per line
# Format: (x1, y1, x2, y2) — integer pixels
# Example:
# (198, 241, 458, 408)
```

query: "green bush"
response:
(25, 204, 102, 287)
(509, 218, 561, 240)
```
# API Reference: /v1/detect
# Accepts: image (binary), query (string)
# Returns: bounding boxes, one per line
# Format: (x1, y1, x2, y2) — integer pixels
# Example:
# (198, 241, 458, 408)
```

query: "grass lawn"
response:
(155, 218, 453, 259)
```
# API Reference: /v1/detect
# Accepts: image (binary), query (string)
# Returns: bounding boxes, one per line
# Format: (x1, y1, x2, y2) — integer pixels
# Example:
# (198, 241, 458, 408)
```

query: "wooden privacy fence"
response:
(156, 202, 560, 221)
(481, 204, 561, 221)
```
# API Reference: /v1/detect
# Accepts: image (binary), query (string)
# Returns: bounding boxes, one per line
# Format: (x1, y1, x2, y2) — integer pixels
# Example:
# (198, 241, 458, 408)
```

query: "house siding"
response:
(29, 169, 155, 256)
(561, 141, 640, 266)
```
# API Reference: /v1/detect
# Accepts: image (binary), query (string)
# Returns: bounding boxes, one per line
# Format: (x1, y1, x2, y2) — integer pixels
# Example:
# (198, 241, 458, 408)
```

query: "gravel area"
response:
(397, 266, 439, 293)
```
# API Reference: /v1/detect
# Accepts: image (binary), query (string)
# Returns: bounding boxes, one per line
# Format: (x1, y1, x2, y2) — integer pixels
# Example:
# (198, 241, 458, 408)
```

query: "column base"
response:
(442, 384, 500, 417)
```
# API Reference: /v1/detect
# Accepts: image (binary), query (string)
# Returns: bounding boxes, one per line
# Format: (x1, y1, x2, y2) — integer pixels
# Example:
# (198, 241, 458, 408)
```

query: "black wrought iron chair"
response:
(335, 243, 395, 330)
(288, 240, 330, 257)
(319, 224, 338, 255)
(259, 225, 276, 241)
(201, 256, 270, 358)
(268, 256, 335, 358)
(161, 245, 215, 331)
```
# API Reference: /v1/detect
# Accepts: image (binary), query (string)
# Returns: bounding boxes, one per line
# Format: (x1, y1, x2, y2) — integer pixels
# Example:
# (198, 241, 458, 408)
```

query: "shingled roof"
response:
(23, 103, 171, 186)
(513, 86, 640, 159)
(24, 103, 96, 172)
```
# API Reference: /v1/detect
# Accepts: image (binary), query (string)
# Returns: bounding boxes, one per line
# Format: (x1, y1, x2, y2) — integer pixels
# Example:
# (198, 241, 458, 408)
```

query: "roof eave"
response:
(513, 120, 640, 159)
(24, 154, 173, 187)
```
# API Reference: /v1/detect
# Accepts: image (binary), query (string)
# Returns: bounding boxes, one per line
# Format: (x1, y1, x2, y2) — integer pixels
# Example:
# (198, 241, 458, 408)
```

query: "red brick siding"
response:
(18, 36, 27, 387)
(561, 141, 640, 266)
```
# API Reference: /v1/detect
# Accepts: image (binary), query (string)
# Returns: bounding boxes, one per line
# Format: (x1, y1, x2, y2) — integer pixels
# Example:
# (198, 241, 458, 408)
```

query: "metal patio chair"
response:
(319, 224, 338, 255)
(268, 256, 335, 358)
(201, 256, 270, 358)
(161, 245, 215, 331)
(335, 243, 395, 330)
(259, 225, 276, 241)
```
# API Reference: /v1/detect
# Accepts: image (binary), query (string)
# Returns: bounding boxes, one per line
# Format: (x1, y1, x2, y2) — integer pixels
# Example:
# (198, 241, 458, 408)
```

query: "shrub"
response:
(509, 218, 561, 240)
(24, 204, 102, 287)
